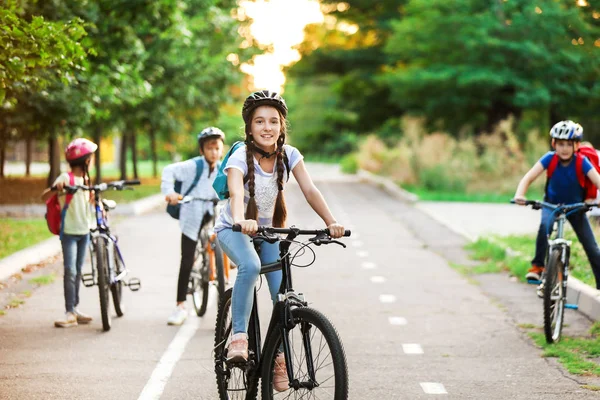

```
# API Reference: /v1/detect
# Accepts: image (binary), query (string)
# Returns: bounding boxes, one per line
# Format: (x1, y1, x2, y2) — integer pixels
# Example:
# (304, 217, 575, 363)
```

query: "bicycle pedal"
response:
(527, 279, 542, 285)
(565, 303, 578, 310)
(127, 277, 141, 292)
(82, 273, 95, 287)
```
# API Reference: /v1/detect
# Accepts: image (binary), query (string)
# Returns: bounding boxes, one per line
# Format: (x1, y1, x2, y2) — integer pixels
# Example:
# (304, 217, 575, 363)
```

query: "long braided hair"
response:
(244, 110, 288, 228)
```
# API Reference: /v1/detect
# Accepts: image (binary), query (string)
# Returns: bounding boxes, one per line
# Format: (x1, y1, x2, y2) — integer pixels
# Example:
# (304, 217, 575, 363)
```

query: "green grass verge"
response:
(29, 274, 56, 286)
(458, 238, 530, 281)
(0, 219, 53, 259)
(401, 185, 513, 203)
(100, 183, 161, 203)
(529, 324, 600, 377)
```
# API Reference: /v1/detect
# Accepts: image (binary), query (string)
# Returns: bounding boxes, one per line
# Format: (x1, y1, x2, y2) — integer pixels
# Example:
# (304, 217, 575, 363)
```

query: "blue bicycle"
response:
(514, 200, 597, 343)
(63, 180, 142, 331)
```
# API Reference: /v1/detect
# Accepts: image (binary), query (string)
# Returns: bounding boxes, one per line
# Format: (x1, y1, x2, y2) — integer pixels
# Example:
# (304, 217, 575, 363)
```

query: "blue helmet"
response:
(550, 120, 583, 141)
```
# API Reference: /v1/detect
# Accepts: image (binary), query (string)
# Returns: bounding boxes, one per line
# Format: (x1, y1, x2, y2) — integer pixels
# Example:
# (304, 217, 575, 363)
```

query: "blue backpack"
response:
(212, 141, 291, 200)
(166, 156, 204, 219)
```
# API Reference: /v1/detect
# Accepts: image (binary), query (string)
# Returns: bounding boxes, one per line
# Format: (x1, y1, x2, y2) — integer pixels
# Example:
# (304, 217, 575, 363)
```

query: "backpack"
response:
(166, 157, 205, 219)
(212, 141, 291, 200)
(45, 172, 75, 235)
(546, 144, 600, 201)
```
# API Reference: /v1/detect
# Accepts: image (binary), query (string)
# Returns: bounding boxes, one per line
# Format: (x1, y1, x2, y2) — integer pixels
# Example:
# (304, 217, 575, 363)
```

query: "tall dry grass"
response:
(357, 116, 548, 196)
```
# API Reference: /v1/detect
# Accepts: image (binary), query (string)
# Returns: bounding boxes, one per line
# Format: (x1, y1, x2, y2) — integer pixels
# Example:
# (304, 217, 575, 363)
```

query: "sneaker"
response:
(526, 265, 544, 281)
(273, 352, 289, 392)
(227, 333, 248, 362)
(55, 312, 78, 328)
(167, 306, 188, 326)
(74, 308, 93, 324)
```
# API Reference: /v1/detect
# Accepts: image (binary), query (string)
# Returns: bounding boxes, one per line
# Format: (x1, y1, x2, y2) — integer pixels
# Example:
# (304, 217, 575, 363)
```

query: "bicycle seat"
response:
(102, 199, 117, 210)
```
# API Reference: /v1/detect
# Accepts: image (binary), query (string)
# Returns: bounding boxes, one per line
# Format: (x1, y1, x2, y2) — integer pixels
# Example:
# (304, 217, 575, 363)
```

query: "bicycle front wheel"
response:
(111, 249, 124, 317)
(544, 248, 566, 343)
(261, 307, 348, 400)
(95, 237, 112, 331)
(213, 239, 226, 300)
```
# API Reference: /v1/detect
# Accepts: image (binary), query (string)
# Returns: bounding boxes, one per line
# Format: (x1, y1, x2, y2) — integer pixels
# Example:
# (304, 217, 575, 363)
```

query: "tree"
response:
(383, 0, 600, 133)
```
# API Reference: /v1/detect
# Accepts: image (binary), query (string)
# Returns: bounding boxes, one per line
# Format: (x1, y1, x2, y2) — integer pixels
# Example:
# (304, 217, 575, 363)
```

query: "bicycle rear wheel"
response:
(95, 237, 112, 331)
(544, 248, 566, 343)
(261, 306, 348, 400)
(214, 288, 258, 400)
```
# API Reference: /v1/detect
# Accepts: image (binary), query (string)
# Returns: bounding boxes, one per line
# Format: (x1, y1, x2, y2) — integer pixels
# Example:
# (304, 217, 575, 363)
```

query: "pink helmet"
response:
(65, 138, 98, 162)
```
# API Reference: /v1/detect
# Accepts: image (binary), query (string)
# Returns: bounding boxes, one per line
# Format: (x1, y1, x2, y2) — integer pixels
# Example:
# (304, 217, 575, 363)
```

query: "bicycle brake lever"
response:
(329, 240, 346, 248)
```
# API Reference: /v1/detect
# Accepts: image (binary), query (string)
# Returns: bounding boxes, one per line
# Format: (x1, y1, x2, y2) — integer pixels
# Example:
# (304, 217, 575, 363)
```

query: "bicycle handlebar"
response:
(510, 199, 598, 213)
(232, 224, 351, 237)
(52, 179, 141, 193)
(178, 196, 219, 205)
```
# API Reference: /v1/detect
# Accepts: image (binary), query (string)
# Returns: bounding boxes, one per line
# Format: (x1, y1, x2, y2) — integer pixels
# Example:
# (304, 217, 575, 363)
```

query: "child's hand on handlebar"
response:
(327, 222, 345, 239)
(236, 219, 258, 235)
(55, 182, 65, 192)
(513, 196, 527, 206)
(165, 193, 181, 206)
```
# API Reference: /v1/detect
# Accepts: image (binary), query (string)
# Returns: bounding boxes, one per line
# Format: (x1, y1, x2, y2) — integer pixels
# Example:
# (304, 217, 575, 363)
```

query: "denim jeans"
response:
(217, 228, 281, 335)
(532, 207, 600, 289)
(61, 233, 90, 313)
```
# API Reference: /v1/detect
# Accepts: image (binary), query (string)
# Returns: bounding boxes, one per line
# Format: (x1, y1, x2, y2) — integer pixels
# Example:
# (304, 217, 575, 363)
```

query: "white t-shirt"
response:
(214, 144, 303, 231)
(52, 173, 95, 235)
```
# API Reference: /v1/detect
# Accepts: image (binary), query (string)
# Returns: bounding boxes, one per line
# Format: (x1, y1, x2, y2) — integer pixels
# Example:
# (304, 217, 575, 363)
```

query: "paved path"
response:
(1, 170, 599, 399)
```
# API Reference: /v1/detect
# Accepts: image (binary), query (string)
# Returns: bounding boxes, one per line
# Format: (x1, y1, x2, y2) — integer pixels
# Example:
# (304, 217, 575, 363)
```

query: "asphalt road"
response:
(1, 180, 599, 399)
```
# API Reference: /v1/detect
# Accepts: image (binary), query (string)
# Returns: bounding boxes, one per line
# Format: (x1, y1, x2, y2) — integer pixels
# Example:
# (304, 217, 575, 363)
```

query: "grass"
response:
(100, 181, 161, 203)
(401, 185, 513, 203)
(8, 298, 25, 308)
(529, 324, 600, 377)
(0, 219, 53, 259)
(29, 273, 56, 286)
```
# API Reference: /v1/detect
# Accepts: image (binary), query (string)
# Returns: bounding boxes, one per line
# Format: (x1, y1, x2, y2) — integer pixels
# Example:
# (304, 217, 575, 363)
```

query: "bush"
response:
(340, 153, 358, 174)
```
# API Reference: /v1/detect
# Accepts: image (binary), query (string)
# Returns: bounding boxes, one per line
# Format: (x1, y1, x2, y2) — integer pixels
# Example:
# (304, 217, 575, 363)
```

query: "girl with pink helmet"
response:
(42, 138, 98, 328)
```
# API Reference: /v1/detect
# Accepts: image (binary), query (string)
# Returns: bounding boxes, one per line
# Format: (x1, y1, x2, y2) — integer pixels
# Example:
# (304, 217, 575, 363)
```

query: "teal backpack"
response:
(212, 141, 291, 200)
(166, 156, 204, 219)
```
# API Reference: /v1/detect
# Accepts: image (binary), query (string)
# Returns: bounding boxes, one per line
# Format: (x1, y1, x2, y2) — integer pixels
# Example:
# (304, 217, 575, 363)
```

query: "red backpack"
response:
(45, 172, 75, 235)
(546, 144, 600, 200)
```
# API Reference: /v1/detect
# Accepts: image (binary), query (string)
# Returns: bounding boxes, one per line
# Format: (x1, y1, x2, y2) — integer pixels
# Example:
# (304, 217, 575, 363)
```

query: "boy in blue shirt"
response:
(161, 127, 225, 325)
(514, 120, 600, 289)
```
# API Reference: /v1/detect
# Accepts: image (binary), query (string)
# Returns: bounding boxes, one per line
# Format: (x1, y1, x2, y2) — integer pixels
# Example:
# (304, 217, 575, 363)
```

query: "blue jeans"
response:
(532, 207, 600, 289)
(61, 233, 90, 313)
(217, 229, 282, 335)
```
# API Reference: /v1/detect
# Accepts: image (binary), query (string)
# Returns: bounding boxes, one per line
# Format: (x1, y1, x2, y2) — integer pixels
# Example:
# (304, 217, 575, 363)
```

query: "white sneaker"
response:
(55, 312, 78, 328)
(74, 308, 93, 324)
(167, 306, 188, 326)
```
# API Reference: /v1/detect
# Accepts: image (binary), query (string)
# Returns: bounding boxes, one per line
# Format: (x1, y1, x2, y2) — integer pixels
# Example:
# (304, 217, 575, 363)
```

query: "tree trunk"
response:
(47, 134, 61, 187)
(94, 125, 102, 183)
(120, 131, 128, 180)
(25, 137, 32, 177)
(0, 140, 5, 179)
(150, 125, 158, 178)
(130, 128, 139, 180)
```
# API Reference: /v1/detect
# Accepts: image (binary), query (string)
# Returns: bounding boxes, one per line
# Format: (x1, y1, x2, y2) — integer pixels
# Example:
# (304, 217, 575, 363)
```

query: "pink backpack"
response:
(45, 172, 75, 235)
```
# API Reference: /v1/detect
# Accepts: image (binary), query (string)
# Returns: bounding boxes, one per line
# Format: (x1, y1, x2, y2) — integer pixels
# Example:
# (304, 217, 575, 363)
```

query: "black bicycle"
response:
(513, 199, 597, 343)
(214, 225, 351, 400)
(60, 180, 142, 331)
(178, 196, 228, 316)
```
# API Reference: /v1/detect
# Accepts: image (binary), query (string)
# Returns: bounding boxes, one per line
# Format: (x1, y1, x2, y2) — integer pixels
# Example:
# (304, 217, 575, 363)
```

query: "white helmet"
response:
(550, 120, 583, 141)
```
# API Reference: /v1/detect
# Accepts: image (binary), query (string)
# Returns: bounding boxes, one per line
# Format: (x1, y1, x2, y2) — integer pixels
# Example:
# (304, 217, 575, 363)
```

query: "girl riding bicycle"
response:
(161, 127, 225, 325)
(213, 90, 345, 391)
(514, 120, 600, 289)
(41, 138, 97, 328)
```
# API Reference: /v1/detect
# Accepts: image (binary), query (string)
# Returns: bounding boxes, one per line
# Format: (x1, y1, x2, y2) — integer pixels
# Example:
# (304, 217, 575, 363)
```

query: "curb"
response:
(360, 171, 600, 322)
(0, 194, 165, 282)
(356, 169, 418, 203)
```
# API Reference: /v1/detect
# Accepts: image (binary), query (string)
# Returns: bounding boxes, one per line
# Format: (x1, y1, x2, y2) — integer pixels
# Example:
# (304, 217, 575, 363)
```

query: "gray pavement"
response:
(1, 166, 600, 399)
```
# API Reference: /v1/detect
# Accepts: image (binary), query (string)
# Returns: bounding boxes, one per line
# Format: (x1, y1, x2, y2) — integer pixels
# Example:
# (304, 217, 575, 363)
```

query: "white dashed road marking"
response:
(370, 276, 386, 283)
(352, 240, 364, 247)
(420, 382, 447, 394)
(388, 317, 407, 326)
(402, 344, 424, 354)
(379, 294, 396, 303)
(361, 262, 376, 269)
(357, 251, 369, 258)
